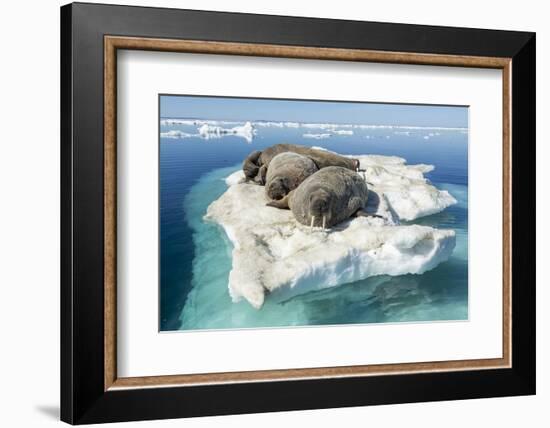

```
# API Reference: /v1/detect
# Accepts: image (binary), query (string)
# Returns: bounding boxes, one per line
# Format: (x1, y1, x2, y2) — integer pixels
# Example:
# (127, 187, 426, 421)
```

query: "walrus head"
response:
(243, 164, 259, 180)
(266, 177, 289, 200)
(308, 188, 334, 230)
(242, 150, 262, 180)
(351, 158, 360, 172)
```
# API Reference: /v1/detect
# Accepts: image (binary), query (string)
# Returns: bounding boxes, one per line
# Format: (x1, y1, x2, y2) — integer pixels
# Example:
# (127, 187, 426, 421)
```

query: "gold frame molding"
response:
(104, 36, 512, 391)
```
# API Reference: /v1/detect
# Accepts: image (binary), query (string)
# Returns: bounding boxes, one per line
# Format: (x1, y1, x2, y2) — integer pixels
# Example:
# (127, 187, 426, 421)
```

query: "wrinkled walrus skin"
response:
(242, 144, 360, 185)
(265, 152, 319, 201)
(267, 166, 369, 229)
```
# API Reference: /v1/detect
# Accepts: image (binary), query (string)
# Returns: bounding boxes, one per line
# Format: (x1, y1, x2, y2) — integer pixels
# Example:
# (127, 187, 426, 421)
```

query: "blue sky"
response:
(160, 95, 468, 128)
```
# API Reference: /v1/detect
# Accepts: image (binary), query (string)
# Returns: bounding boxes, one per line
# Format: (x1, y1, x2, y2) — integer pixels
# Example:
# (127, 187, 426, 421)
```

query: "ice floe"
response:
(206, 153, 457, 308)
(198, 121, 256, 143)
(160, 130, 197, 139)
(303, 133, 331, 139)
(160, 118, 467, 143)
(161, 118, 242, 126)
(161, 117, 467, 132)
(356, 154, 456, 220)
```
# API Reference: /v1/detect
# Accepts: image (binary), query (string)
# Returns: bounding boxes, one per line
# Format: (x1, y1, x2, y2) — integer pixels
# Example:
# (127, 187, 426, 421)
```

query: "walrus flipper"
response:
(266, 193, 291, 210)
(347, 196, 365, 215)
(257, 165, 268, 185)
(348, 196, 381, 218)
(355, 209, 383, 219)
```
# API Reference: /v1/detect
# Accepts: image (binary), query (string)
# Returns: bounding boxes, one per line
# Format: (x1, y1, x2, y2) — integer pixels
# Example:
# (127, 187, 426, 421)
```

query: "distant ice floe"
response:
(285, 122, 301, 128)
(160, 118, 200, 126)
(198, 121, 256, 143)
(206, 152, 457, 309)
(160, 117, 467, 143)
(303, 127, 353, 138)
(161, 117, 466, 132)
(332, 129, 354, 135)
(255, 121, 300, 128)
(354, 125, 465, 131)
(160, 130, 197, 139)
(161, 118, 241, 127)
(423, 132, 440, 140)
(302, 133, 331, 139)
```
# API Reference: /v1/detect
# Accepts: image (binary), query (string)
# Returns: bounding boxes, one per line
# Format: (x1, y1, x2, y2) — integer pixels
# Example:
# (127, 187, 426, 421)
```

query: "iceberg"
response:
(205, 153, 457, 309)
(198, 121, 256, 143)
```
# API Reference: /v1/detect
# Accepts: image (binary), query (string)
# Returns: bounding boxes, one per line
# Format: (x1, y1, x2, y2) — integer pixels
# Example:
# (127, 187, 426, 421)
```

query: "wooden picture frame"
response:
(61, 2, 535, 424)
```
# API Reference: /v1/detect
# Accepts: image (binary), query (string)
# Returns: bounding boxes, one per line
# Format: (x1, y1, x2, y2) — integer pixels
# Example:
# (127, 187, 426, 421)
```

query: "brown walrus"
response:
(242, 144, 360, 185)
(265, 152, 318, 201)
(267, 166, 372, 229)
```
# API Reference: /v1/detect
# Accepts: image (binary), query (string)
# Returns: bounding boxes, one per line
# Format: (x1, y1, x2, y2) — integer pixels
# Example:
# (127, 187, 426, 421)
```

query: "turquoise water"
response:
(160, 120, 468, 331)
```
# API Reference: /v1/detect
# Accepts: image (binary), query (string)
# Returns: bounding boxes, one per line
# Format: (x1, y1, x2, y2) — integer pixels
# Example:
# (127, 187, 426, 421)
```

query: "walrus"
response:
(267, 166, 372, 229)
(242, 144, 360, 185)
(265, 152, 318, 201)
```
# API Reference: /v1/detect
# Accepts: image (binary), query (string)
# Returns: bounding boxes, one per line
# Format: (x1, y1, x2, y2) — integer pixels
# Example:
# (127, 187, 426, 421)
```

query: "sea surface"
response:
(160, 119, 468, 331)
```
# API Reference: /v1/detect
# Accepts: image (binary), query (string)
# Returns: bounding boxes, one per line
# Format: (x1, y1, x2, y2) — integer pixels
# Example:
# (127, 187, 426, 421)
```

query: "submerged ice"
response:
(205, 153, 457, 309)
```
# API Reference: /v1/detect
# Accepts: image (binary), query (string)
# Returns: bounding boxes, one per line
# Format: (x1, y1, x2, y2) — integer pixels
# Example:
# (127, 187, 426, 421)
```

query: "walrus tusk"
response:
(322, 216, 326, 230)
(310, 216, 315, 232)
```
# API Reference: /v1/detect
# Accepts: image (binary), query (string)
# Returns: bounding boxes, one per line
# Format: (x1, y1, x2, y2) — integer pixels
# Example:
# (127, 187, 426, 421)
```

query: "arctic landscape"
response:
(159, 95, 469, 331)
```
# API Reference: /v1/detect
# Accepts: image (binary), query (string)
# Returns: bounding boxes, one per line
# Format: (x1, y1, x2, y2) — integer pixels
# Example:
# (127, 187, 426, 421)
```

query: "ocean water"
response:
(160, 120, 468, 331)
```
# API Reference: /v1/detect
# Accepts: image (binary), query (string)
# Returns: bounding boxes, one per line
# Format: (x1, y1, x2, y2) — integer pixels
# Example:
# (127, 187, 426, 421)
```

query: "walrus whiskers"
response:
(310, 216, 315, 232)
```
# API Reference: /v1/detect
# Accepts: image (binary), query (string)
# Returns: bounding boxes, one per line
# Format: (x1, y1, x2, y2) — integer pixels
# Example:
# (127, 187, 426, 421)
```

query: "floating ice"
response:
(160, 118, 467, 145)
(206, 153, 457, 309)
(332, 129, 354, 135)
(255, 121, 297, 128)
(160, 130, 196, 139)
(284, 122, 301, 128)
(160, 118, 200, 126)
(303, 133, 331, 139)
(302, 123, 336, 130)
(160, 117, 467, 133)
(198, 121, 256, 143)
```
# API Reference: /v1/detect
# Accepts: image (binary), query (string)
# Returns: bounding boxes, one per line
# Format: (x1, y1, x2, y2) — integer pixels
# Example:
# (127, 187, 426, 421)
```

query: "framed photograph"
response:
(60, 2, 536, 424)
